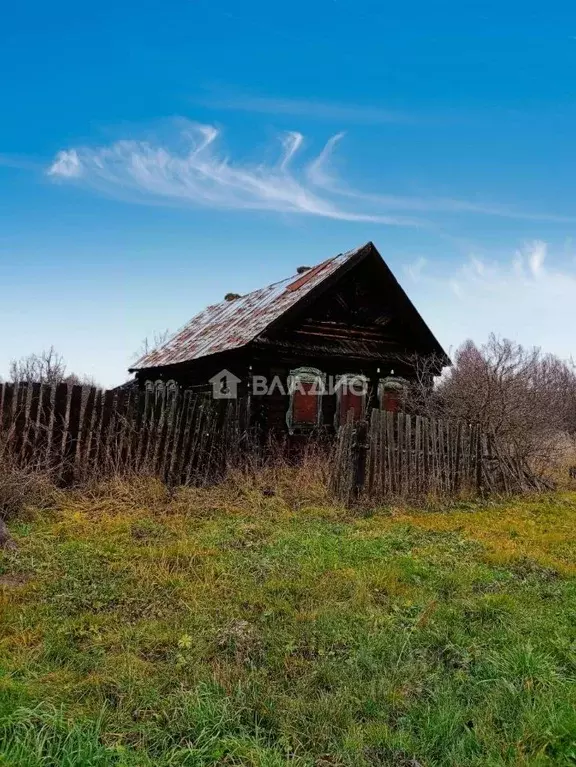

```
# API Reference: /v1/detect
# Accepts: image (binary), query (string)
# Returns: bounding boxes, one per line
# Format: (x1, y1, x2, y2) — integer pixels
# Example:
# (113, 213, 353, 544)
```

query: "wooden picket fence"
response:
(0, 382, 551, 500)
(329, 408, 551, 504)
(0, 382, 251, 486)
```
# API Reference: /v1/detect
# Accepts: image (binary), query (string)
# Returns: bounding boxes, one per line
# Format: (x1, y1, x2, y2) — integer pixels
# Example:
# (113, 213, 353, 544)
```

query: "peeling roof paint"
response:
(131, 243, 369, 370)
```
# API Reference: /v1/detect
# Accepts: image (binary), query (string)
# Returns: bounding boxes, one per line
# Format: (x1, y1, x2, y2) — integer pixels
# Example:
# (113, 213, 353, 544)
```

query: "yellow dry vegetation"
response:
(389, 492, 576, 576)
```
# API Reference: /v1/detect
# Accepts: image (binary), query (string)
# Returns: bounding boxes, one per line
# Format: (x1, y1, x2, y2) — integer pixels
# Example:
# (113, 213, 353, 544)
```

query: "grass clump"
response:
(0, 465, 56, 523)
(0, 479, 575, 765)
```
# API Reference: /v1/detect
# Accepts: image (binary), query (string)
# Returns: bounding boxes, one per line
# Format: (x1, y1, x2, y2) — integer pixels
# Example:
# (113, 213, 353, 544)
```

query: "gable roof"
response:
(130, 242, 448, 371)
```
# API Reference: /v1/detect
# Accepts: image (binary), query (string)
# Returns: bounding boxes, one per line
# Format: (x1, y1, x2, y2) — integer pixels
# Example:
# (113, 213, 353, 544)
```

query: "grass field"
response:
(0, 477, 575, 766)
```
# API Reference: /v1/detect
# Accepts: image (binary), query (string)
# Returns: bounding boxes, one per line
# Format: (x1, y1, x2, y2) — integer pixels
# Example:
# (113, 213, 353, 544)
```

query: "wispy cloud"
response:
(197, 90, 411, 124)
(405, 240, 576, 361)
(47, 120, 576, 226)
(404, 256, 427, 282)
(308, 134, 576, 224)
(46, 121, 422, 226)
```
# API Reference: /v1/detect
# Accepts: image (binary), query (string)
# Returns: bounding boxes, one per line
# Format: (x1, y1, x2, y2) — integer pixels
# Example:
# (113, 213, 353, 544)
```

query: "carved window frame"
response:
(378, 376, 406, 412)
(334, 373, 369, 427)
(286, 367, 325, 433)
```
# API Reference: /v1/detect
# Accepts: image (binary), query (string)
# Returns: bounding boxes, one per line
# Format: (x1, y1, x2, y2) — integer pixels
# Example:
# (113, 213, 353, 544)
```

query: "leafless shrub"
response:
(401, 335, 576, 475)
(9, 346, 100, 387)
(225, 437, 332, 508)
(0, 467, 55, 522)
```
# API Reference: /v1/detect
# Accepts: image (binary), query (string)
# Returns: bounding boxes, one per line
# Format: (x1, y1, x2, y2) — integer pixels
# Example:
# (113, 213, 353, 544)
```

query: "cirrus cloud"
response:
(47, 121, 421, 226)
(47, 120, 576, 227)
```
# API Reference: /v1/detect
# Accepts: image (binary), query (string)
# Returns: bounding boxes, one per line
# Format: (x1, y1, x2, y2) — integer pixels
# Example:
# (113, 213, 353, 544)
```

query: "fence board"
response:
(1, 384, 15, 439)
(140, 388, 157, 472)
(35, 385, 53, 469)
(0, 384, 5, 426)
(110, 389, 127, 473)
(50, 383, 70, 479)
(372, 412, 380, 494)
(99, 390, 116, 472)
(78, 387, 97, 480)
(185, 397, 209, 484)
(167, 389, 189, 484)
(87, 389, 104, 470)
(62, 385, 83, 483)
(159, 389, 179, 481)
(23, 383, 42, 466)
(12, 383, 29, 459)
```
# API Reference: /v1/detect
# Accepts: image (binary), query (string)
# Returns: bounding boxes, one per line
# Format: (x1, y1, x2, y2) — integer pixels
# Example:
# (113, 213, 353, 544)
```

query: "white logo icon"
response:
(208, 369, 241, 399)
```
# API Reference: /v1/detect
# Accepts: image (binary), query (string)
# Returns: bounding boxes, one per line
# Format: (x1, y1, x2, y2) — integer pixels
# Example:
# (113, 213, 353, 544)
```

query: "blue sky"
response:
(2, 0, 576, 386)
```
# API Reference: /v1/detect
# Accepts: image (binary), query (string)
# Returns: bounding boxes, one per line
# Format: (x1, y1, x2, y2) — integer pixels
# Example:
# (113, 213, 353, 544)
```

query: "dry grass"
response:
(0, 465, 57, 522)
(551, 434, 576, 486)
(373, 492, 576, 577)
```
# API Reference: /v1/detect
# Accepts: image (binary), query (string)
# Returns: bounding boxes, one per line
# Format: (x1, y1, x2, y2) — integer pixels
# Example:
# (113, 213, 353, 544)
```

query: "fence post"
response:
(352, 419, 369, 500)
(62, 384, 83, 484)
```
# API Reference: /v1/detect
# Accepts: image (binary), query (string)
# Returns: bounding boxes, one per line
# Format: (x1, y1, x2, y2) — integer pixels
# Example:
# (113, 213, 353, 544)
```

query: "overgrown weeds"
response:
(0, 465, 57, 522)
(0, 436, 59, 524)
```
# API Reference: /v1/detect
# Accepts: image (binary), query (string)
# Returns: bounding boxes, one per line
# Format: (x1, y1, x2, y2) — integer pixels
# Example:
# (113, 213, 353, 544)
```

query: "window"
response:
(379, 377, 405, 412)
(286, 367, 324, 433)
(335, 374, 368, 426)
(145, 379, 178, 402)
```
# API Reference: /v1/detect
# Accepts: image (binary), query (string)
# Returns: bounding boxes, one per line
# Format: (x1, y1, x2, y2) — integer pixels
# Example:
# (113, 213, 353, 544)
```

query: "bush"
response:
(0, 465, 56, 522)
(404, 335, 576, 476)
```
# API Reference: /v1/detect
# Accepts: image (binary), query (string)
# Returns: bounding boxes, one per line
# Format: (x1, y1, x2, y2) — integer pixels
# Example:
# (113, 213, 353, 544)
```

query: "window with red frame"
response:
(286, 368, 324, 432)
(335, 374, 367, 426)
(379, 378, 404, 412)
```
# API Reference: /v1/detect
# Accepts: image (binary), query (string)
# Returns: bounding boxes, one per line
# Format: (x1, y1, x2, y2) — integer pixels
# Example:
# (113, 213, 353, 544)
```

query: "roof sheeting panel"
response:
(132, 244, 367, 370)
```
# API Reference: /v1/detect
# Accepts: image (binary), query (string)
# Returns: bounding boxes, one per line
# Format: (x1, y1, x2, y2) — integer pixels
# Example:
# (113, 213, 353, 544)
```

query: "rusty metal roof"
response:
(131, 243, 370, 370)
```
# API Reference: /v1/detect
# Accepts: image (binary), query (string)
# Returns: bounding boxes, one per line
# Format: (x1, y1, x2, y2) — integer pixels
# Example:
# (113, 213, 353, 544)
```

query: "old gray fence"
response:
(0, 382, 250, 485)
(329, 409, 551, 503)
(0, 382, 549, 500)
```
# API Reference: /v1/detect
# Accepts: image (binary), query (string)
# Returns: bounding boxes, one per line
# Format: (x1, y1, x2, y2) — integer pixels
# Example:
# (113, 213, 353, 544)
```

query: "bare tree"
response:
(394, 351, 448, 419)
(9, 346, 101, 388)
(402, 335, 576, 472)
(133, 329, 171, 362)
(10, 346, 67, 385)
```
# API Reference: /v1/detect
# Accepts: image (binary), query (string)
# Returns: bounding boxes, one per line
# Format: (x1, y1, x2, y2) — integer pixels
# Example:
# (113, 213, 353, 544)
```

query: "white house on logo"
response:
(208, 369, 241, 399)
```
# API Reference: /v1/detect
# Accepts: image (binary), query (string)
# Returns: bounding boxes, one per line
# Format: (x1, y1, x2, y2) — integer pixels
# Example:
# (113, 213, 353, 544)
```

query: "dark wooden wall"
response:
(136, 350, 423, 437)
(135, 349, 251, 395)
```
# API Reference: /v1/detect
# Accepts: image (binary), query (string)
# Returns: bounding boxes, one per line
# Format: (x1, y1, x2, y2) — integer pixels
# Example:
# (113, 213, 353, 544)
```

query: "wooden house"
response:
(130, 241, 449, 434)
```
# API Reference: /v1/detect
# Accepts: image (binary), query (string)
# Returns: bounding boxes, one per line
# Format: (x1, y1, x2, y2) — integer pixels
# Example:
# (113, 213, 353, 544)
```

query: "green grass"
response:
(1, 479, 575, 766)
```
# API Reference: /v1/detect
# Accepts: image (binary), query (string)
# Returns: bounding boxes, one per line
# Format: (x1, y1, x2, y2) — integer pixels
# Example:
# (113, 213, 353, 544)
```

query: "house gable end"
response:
(253, 243, 448, 366)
